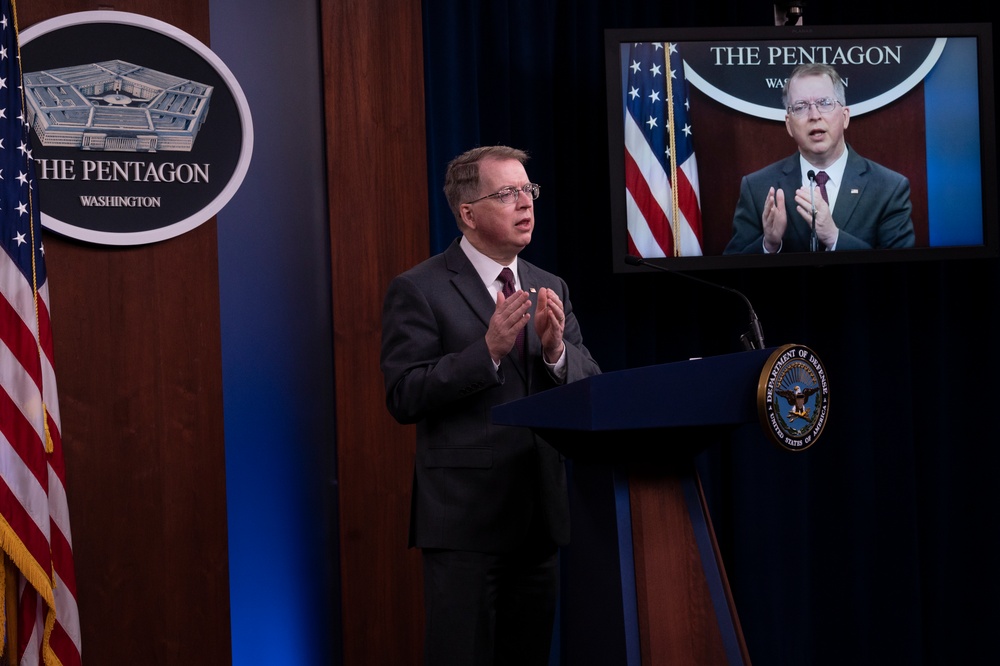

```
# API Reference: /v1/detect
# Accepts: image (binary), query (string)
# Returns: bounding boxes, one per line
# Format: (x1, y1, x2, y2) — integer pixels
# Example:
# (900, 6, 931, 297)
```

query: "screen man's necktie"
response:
(814, 170, 830, 204)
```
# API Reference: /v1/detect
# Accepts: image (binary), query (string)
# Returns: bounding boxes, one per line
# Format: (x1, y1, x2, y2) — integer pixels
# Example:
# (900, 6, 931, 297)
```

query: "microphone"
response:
(806, 170, 818, 252)
(624, 255, 766, 350)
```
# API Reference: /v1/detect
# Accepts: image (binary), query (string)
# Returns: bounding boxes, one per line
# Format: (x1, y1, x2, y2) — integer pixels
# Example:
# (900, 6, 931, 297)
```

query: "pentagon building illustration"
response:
(24, 60, 213, 153)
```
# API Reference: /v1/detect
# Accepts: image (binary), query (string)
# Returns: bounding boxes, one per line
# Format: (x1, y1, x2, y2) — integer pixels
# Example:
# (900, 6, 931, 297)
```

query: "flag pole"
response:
(1, 555, 18, 665)
(663, 42, 681, 257)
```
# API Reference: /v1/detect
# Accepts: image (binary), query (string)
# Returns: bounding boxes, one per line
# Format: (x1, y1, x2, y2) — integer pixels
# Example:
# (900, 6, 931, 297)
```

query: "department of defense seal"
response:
(757, 344, 830, 452)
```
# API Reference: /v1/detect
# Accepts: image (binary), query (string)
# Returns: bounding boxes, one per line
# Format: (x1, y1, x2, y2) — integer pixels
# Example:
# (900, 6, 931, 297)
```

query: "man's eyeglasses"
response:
(465, 183, 541, 205)
(787, 97, 843, 118)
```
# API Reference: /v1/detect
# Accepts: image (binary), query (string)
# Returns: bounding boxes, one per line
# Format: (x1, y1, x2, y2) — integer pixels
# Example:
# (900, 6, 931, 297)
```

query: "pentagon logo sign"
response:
(677, 35, 945, 120)
(757, 344, 830, 452)
(20, 11, 253, 245)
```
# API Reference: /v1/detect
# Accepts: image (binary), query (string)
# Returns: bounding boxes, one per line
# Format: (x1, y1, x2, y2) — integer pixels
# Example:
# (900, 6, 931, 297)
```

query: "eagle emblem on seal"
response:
(776, 384, 820, 420)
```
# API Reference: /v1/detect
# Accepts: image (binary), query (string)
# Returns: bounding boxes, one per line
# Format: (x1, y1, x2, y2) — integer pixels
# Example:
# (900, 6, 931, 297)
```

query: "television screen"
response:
(605, 23, 996, 271)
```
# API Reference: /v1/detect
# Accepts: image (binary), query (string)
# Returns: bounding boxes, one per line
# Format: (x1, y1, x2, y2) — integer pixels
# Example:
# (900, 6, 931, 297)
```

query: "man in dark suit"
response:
(380, 145, 601, 665)
(724, 63, 915, 254)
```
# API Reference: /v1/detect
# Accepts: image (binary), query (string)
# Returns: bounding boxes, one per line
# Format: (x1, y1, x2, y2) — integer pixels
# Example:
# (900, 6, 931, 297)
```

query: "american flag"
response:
(623, 41, 703, 257)
(0, 1, 82, 664)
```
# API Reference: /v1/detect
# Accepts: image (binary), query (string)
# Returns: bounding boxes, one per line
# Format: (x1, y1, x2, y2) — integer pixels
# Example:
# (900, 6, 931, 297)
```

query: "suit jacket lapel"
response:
(516, 262, 541, 381)
(831, 148, 866, 233)
(444, 239, 495, 329)
(779, 155, 813, 250)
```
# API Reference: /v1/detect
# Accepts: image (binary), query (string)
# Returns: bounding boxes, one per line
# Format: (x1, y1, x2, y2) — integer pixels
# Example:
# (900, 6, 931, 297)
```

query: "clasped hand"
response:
(486, 287, 565, 364)
(761, 186, 840, 252)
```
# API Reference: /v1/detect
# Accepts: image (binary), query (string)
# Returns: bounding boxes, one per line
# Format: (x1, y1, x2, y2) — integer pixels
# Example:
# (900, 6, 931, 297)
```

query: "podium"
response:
(493, 348, 775, 666)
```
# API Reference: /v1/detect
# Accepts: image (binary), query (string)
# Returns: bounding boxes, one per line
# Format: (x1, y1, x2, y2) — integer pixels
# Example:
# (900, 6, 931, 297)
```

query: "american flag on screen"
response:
(624, 42, 703, 257)
(0, 0, 82, 664)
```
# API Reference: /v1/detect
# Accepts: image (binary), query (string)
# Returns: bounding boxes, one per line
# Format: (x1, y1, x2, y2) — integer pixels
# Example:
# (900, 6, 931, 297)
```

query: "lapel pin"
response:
(851, 188, 859, 194)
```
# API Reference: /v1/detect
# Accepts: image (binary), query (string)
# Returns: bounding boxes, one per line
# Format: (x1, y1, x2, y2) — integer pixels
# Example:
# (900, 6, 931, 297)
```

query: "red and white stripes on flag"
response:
(0, 1, 82, 664)
(623, 41, 703, 258)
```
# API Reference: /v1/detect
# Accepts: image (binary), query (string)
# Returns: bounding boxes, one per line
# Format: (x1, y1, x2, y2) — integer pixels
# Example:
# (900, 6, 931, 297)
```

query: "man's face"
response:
(461, 158, 534, 264)
(785, 73, 850, 168)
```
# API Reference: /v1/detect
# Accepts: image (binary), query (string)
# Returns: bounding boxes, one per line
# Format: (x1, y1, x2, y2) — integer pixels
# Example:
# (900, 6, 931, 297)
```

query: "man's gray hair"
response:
(443, 145, 529, 224)
(782, 63, 847, 109)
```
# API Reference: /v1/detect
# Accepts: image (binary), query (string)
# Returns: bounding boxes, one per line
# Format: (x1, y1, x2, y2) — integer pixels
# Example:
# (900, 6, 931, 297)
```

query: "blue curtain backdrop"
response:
(422, 1, 999, 664)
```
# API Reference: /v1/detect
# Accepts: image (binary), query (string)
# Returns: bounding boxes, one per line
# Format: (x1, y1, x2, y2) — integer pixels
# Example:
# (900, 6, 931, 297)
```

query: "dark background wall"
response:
(417, 4, 999, 665)
(21, 0, 998, 664)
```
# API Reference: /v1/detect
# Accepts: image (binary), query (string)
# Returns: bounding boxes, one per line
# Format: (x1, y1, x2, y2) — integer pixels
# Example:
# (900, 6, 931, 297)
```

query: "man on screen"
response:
(724, 63, 915, 254)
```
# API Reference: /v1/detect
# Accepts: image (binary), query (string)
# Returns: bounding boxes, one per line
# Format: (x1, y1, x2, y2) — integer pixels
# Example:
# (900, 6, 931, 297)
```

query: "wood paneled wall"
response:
(19, 2, 230, 664)
(320, 0, 428, 662)
(22, 0, 431, 661)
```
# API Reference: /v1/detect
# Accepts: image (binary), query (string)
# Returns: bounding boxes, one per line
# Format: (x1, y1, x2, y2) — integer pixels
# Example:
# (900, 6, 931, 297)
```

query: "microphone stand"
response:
(624, 255, 766, 350)
(807, 170, 818, 252)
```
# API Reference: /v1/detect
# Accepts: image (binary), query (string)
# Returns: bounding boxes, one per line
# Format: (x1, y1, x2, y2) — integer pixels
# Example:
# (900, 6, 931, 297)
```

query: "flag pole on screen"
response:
(624, 41, 703, 259)
(0, 0, 82, 664)
(664, 42, 681, 256)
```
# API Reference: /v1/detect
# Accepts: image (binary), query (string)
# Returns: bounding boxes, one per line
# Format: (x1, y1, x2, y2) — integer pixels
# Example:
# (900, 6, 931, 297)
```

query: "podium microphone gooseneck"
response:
(624, 254, 766, 350)
(806, 170, 819, 252)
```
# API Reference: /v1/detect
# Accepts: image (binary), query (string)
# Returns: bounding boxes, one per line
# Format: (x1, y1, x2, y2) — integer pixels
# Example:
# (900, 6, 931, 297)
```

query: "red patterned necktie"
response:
(814, 170, 830, 204)
(498, 267, 525, 357)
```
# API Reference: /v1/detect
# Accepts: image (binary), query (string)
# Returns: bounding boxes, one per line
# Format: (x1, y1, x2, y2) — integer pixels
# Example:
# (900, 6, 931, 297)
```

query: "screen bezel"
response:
(605, 23, 997, 272)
